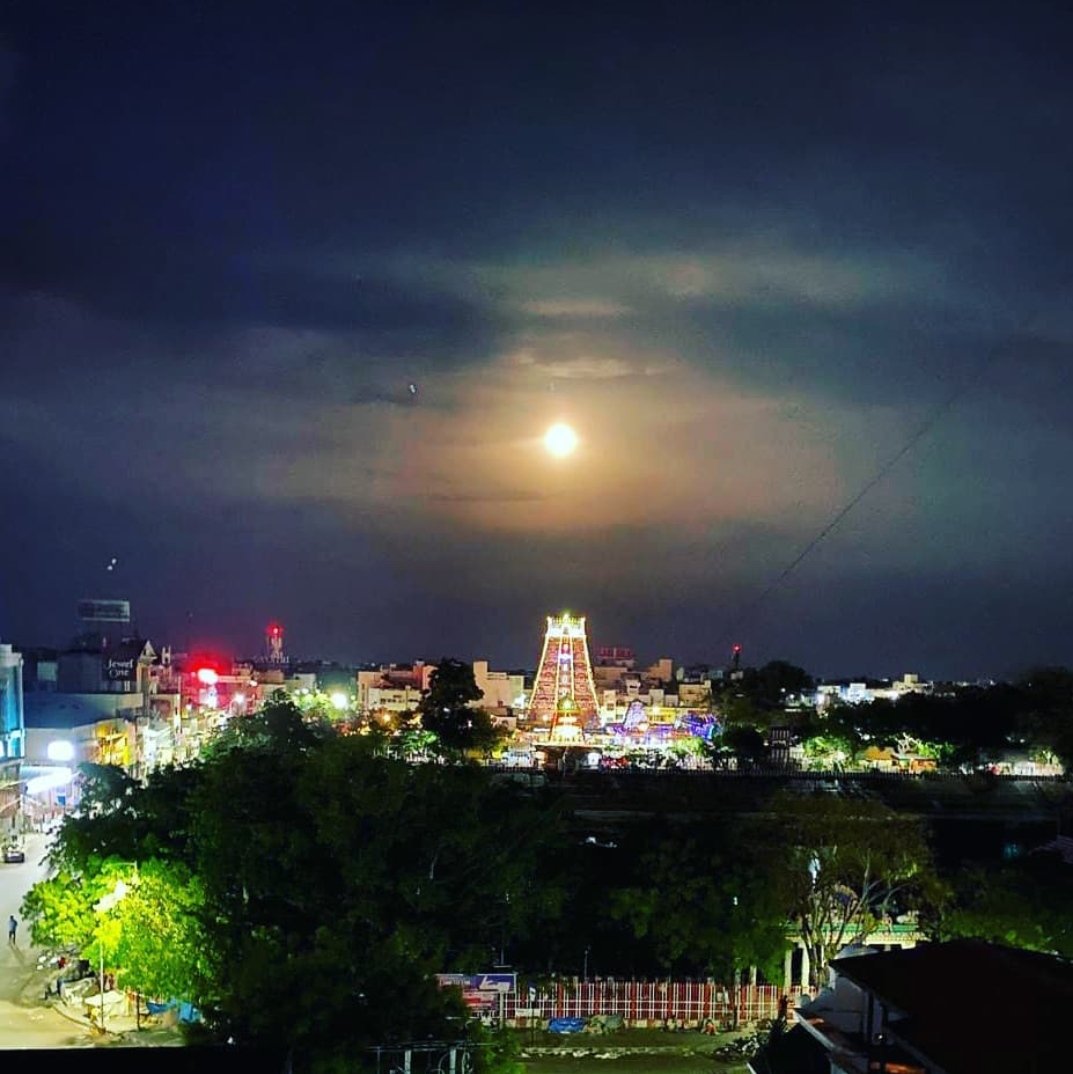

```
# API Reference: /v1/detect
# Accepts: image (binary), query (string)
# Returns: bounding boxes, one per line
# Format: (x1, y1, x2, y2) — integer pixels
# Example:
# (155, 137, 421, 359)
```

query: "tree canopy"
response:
(418, 658, 501, 754)
(932, 846, 1073, 956)
(23, 695, 566, 1069)
(611, 820, 786, 983)
(29, 681, 1066, 1065)
(761, 793, 936, 987)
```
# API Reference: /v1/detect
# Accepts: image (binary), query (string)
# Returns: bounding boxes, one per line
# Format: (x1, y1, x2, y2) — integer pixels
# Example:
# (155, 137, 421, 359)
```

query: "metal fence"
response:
(508, 979, 807, 1027)
(368, 1041, 477, 1074)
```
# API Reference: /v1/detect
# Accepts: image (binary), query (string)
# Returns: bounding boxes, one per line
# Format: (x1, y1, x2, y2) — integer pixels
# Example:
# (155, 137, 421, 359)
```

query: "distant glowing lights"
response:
(544, 422, 578, 458)
(196, 667, 218, 685)
(330, 692, 349, 711)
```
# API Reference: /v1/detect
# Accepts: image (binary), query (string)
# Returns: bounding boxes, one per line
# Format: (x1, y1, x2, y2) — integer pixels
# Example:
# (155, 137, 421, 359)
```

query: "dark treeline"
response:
(716, 662, 1073, 770)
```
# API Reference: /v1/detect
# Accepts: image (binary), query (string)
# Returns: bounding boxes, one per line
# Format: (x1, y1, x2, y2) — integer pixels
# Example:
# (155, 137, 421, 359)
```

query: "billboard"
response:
(435, 973, 516, 1012)
(78, 599, 131, 623)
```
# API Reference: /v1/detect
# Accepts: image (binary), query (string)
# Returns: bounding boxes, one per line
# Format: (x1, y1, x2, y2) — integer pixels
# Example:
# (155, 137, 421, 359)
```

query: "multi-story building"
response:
(23, 693, 138, 821)
(0, 642, 25, 829)
(356, 658, 524, 728)
(593, 646, 635, 691)
(357, 661, 436, 713)
(814, 674, 933, 708)
(362, 684, 426, 719)
(180, 660, 262, 714)
(678, 680, 713, 708)
(472, 661, 525, 712)
(0, 642, 25, 762)
(594, 648, 676, 693)
(18, 602, 187, 818)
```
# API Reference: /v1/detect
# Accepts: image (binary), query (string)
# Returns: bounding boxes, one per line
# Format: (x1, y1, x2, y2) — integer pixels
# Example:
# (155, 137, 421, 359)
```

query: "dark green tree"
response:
(27, 695, 568, 1069)
(190, 729, 566, 1059)
(722, 725, 767, 768)
(419, 658, 501, 753)
(77, 762, 138, 814)
(763, 793, 937, 987)
(1016, 667, 1073, 770)
(796, 703, 865, 767)
(50, 762, 204, 872)
(933, 847, 1073, 956)
(743, 661, 814, 709)
(611, 822, 787, 985)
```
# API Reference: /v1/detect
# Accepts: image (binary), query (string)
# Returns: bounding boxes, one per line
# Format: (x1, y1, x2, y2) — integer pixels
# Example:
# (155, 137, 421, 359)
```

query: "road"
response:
(0, 832, 94, 1047)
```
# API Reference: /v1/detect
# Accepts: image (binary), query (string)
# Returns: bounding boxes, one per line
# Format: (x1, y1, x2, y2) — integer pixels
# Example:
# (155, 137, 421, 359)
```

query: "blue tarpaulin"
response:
(145, 998, 202, 1023)
(547, 1017, 587, 1034)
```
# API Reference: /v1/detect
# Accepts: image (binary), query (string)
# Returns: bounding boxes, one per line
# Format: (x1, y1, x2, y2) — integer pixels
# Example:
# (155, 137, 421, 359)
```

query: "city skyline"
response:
(3, 3, 1073, 679)
(3, 601, 1041, 687)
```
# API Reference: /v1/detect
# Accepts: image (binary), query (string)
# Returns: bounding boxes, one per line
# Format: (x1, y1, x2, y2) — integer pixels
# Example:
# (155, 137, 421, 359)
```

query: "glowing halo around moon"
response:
(544, 422, 579, 458)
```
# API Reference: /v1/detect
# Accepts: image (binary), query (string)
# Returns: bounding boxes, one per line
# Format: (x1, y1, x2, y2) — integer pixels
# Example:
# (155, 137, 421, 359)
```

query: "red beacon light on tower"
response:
(265, 621, 286, 665)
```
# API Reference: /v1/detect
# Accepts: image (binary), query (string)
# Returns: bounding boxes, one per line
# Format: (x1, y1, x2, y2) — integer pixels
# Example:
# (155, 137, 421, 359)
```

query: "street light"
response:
(93, 879, 130, 1034)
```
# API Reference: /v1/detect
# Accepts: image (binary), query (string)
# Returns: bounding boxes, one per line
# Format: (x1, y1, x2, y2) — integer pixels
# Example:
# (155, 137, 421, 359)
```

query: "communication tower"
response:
(265, 622, 286, 665)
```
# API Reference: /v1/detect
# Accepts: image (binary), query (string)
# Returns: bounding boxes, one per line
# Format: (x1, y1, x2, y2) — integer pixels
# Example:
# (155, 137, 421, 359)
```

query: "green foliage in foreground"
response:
(611, 821, 787, 983)
(930, 848, 1073, 956)
(22, 854, 207, 1003)
(23, 696, 566, 1071)
(762, 793, 937, 988)
(26, 691, 1060, 1070)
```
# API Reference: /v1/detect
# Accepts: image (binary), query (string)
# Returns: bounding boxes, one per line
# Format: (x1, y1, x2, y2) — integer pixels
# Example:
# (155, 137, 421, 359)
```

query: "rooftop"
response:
(831, 940, 1073, 1074)
(24, 693, 129, 729)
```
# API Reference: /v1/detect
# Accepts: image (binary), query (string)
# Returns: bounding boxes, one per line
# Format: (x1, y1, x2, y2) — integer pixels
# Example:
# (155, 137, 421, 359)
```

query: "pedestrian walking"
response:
(7, 915, 17, 944)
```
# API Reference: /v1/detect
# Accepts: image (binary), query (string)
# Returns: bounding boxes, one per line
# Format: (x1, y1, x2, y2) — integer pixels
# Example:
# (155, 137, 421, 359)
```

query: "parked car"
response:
(2, 843, 25, 863)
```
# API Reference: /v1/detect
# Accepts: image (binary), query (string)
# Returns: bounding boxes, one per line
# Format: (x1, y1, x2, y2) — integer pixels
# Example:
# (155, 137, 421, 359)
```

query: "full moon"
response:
(544, 422, 579, 458)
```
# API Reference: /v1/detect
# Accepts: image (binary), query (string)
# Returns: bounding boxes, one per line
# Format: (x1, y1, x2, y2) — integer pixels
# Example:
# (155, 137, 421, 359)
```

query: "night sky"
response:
(3, 1, 1073, 678)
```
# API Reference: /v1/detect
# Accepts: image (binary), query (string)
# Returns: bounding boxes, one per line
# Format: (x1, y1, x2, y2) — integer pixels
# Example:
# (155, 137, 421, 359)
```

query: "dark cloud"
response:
(2, 1, 1073, 675)
(0, 222, 496, 339)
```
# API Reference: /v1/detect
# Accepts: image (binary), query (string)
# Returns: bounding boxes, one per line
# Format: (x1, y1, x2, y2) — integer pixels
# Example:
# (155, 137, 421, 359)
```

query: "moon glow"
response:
(544, 422, 579, 458)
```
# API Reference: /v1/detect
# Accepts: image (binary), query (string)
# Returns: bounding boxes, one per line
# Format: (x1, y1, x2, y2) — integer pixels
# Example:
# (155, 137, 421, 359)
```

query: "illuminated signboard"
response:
(435, 973, 516, 1011)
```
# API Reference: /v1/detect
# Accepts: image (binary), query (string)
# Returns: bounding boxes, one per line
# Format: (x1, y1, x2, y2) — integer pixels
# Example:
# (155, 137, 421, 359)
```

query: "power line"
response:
(726, 331, 1015, 645)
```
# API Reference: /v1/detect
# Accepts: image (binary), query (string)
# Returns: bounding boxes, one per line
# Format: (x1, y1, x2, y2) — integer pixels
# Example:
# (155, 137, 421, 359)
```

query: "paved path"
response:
(0, 832, 95, 1048)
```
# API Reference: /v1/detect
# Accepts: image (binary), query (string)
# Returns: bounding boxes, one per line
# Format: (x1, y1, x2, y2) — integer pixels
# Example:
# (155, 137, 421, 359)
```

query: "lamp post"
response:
(92, 880, 129, 1034)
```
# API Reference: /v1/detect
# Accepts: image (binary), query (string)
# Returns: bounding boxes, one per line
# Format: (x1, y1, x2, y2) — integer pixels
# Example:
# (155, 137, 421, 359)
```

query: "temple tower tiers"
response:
(526, 613, 599, 741)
